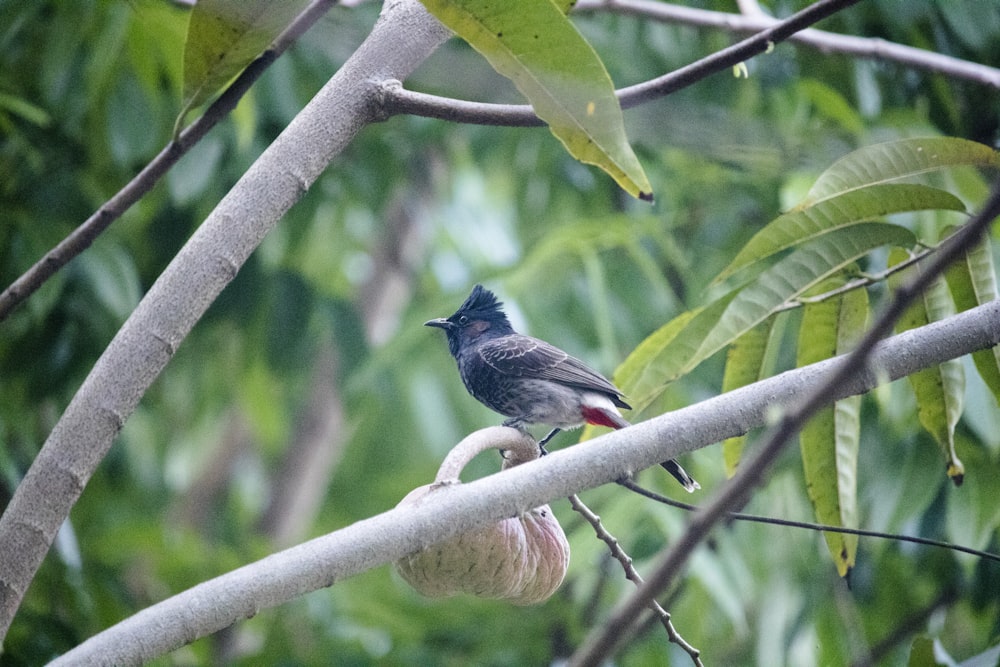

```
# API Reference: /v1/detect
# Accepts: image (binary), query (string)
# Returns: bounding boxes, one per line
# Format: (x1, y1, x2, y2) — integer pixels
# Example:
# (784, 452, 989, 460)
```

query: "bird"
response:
(425, 284, 699, 492)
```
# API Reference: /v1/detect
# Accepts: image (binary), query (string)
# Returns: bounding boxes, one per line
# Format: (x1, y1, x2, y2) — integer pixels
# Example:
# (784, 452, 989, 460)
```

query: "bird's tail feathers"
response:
(661, 459, 700, 493)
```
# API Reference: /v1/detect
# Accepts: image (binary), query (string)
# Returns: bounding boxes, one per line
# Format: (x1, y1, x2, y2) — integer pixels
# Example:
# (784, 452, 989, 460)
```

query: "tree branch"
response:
(48, 295, 1000, 664)
(0, 0, 339, 323)
(0, 0, 452, 640)
(568, 181, 1000, 667)
(577, 0, 1000, 90)
(380, 0, 864, 124)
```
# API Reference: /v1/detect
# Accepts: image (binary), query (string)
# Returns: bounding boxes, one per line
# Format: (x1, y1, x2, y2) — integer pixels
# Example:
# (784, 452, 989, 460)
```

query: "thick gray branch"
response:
(52, 300, 1000, 665)
(0, 0, 451, 640)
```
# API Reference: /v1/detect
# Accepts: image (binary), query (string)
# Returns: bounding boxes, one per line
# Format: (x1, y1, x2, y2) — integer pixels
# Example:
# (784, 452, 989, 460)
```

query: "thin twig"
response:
(568, 180, 1000, 667)
(567, 494, 703, 666)
(618, 478, 1000, 565)
(0, 0, 339, 323)
(775, 242, 937, 312)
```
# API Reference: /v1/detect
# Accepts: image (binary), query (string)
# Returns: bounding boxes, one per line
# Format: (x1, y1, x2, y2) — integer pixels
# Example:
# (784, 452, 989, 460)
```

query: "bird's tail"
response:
(661, 459, 700, 493)
(581, 402, 700, 493)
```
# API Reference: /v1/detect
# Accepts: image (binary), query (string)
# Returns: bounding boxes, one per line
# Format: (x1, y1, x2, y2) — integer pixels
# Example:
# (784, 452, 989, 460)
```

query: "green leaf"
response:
(804, 137, 1000, 205)
(614, 307, 710, 413)
(688, 223, 914, 374)
(942, 229, 1000, 405)
(718, 184, 965, 282)
(618, 223, 912, 415)
(418, 0, 652, 199)
(796, 276, 868, 577)
(721, 317, 780, 477)
(177, 0, 308, 133)
(889, 247, 966, 485)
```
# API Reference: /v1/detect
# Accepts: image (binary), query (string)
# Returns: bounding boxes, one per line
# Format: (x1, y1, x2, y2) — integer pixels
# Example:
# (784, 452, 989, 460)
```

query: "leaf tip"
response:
(639, 190, 654, 203)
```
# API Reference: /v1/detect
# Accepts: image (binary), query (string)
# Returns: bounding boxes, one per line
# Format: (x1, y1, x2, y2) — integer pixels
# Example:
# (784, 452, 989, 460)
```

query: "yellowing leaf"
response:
(888, 248, 965, 485)
(796, 275, 868, 577)
(943, 229, 1000, 405)
(721, 317, 781, 476)
(419, 0, 652, 199)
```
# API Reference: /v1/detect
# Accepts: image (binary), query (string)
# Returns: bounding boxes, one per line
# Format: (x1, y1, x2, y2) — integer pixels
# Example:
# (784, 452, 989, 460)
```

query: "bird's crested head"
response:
(425, 284, 514, 356)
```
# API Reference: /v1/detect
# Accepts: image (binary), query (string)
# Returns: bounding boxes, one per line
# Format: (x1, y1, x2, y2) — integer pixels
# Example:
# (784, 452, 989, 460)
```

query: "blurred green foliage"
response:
(1, 0, 998, 664)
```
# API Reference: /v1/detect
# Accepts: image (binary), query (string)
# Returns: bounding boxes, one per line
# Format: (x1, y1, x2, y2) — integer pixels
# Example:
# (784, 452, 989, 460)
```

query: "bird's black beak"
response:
(424, 318, 453, 330)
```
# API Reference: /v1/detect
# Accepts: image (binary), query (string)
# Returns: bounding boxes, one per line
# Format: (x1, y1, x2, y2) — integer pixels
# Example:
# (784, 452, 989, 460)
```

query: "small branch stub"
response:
(394, 427, 570, 605)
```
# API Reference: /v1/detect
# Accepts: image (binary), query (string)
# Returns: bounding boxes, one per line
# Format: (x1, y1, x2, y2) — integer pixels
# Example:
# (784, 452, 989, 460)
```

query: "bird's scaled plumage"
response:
(426, 285, 699, 492)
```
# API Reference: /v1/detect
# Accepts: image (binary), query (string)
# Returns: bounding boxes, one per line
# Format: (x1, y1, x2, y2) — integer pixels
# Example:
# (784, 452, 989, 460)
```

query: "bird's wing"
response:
(477, 335, 627, 400)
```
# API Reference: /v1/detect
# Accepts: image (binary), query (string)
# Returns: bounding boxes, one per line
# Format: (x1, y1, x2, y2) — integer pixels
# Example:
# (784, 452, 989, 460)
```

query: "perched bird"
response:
(425, 284, 699, 492)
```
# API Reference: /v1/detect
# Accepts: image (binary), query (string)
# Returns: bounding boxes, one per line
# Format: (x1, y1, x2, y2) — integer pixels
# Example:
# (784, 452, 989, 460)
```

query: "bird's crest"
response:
(453, 284, 508, 324)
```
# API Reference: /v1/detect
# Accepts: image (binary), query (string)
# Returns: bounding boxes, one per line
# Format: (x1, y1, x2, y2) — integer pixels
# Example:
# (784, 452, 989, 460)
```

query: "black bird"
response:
(425, 284, 699, 492)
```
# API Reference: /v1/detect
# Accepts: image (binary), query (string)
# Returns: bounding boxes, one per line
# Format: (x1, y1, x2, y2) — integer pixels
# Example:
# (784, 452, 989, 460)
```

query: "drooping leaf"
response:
(717, 184, 965, 282)
(888, 248, 966, 485)
(942, 228, 1000, 405)
(803, 137, 1000, 205)
(796, 275, 868, 577)
(177, 0, 308, 133)
(721, 317, 781, 476)
(418, 0, 652, 199)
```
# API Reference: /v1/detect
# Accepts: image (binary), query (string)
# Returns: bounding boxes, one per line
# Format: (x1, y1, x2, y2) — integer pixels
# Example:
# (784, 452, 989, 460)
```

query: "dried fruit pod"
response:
(394, 427, 570, 605)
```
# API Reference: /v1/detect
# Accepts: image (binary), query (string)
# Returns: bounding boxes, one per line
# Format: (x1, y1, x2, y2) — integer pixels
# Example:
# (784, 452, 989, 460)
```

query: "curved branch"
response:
(568, 182, 1000, 667)
(0, 0, 338, 323)
(577, 0, 1000, 90)
(50, 297, 1000, 664)
(380, 0, 863, 124)
(0, 0, 452, 640)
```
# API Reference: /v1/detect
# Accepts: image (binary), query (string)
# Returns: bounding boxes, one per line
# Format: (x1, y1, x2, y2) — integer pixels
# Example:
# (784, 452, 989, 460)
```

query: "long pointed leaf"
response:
(718, 184, 965, 282)
(804, 137, 1000, 205)
(688, 223, 914, 374)
(721, 317, 780, 476)
(943, 230, 1000, 404)
(419, 0, 652, 199)
(889, 248, 965, 485)
(797, 276, 867, 577)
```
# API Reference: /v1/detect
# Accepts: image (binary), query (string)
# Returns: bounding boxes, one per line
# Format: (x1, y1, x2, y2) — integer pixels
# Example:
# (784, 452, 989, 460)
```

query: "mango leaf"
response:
(614, 307, 710, 413)
(688, 223, 914, 374)
(618, 222, 913, 415)
(717, 184, 965, 282)
(176, 0, 308, 133)
(796, 275, 868, 577)
(942, 228, 1000, 405)
(721, 317, 781, 477)
(888, 248, 965, 485)
(419, 0, 652, 199)
(803, 137, 1000, 206)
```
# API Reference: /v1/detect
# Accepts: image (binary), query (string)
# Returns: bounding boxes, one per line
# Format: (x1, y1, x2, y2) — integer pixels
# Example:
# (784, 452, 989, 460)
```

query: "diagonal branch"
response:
(0, 0, 338, 323)
(47, 295, 1000, 664)
(567, 180, 1000, 667)
(0, 0, 452, 640)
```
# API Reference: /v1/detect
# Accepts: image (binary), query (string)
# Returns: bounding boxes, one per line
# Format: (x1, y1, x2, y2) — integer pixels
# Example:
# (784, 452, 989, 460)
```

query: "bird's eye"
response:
(458, 315, 469, 325)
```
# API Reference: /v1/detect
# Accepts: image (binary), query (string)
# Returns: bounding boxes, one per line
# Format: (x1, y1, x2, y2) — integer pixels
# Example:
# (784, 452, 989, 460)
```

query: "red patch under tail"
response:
(581, 405, 630, 429)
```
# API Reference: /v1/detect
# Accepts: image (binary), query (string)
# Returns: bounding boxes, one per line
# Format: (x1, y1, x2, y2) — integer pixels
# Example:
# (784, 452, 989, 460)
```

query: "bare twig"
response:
(0, 0, 339, 323)
(567, 493, 703, 666)
(568, 180, 1000, 667)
